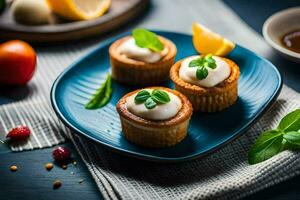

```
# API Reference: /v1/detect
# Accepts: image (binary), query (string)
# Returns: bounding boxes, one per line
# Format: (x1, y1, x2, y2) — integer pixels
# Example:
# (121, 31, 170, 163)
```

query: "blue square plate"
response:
(50, 31, 282, 162)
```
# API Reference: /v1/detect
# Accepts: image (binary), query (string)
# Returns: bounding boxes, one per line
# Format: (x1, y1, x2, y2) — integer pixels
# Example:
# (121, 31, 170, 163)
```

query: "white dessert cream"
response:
(179, 55, 231, 88)
(117, 37, 168, 63)
(126, 90, 182, 120)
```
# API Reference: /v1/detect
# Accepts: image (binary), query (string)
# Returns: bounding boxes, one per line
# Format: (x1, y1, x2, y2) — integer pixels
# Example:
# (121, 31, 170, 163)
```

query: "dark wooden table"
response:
(1, 1, 300, 199)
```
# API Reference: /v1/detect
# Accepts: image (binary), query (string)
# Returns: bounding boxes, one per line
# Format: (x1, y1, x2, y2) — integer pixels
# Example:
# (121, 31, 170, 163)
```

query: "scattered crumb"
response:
(78, 179, 85, 184)
(61, 165, 68, 170)
(10, 165, 18, 172)
(70, 171, 75, 175)
(53, 180, 62, 190)
(45, 163, 54, 171)
(72, 161, 77, 166)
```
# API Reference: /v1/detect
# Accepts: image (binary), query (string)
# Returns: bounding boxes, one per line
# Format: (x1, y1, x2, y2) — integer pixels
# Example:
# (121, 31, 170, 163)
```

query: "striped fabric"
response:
(0, 32, 103, 150)
(69, 87, 300, 200)
(0, 101, 67, 151)
(0, 0, 300, 199)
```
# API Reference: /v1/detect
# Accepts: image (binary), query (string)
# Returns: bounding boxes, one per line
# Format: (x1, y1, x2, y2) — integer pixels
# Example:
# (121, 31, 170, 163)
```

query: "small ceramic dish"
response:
(263, 7, 300, 63)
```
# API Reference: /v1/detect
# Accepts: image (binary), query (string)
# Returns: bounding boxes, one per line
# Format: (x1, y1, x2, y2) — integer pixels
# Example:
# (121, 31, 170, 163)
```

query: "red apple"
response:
(0, 40, 36, 85)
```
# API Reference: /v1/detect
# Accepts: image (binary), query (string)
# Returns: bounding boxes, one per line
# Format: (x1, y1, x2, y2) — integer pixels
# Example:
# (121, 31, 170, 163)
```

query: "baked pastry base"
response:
(109, 36, 177, 85)
(170, 57, 240, 112)
(116, 87, 192, 148)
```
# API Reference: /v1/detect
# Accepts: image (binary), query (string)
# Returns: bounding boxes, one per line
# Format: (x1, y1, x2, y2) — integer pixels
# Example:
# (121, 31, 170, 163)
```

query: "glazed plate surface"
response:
(51, 31, 282, 162)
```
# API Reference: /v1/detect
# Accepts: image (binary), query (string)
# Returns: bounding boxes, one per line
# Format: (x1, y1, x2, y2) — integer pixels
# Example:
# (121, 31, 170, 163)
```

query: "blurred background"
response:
(0, 1, 300, 200)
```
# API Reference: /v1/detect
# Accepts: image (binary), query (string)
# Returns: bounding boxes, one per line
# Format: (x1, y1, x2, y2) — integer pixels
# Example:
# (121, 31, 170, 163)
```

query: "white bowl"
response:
(263, 7, 300, 63)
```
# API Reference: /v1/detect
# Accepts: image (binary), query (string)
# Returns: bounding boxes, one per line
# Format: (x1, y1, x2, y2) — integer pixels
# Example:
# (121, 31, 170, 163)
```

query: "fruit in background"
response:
(6, 126, 31, 141)
(11, 0, 51, 25)
(192, 23, 235, 56)
(0, 40, 36, 85)
(47, 0, 111, 21)
(52, 147, 71, 163)
(0, 0, 6, 13)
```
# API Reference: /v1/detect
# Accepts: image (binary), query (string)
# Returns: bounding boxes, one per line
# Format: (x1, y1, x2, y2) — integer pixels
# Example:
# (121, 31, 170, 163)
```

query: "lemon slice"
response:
(192, 22, 235, 56)
(46, 0, 111, 20)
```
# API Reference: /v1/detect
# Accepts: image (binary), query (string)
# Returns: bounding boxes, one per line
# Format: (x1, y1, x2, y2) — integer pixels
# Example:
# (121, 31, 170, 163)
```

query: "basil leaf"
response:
(284, 141, 300, 150)
(283, 131, 300, 145)
(190, 55, 216, 79)
(97, 75, 112, 108)
(196, 66, 208, 80)
(85, 74, 113, 109)
(132, 28, 164, 52)
(207, 60, 217, 69)
(248, 130, 283, 164)
(135, 90, 151, 103)
(151, 89, 170, 104)
(144, 97, 157, 109)
(278, 109, 300, 132)
(206, 57, 214, 64)
(189, 58, 203, 67)
(204, 54, 216, 69)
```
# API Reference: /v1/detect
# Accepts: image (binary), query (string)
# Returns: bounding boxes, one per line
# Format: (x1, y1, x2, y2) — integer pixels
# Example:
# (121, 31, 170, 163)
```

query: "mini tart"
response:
(109, 36, 177, 85)
(116, 87, 193, 148)
(170, 57, 240, 112)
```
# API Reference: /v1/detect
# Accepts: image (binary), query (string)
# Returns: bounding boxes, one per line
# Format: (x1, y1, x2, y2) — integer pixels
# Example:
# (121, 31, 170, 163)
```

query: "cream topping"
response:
(179, 55, 231, 87)
(126, 89, 182, 120)
(117, 37, 168, 63)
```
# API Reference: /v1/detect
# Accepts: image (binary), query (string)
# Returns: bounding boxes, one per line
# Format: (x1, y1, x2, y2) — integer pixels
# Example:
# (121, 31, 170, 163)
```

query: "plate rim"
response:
(0, 0, 148, 33)
(50, 30, 283, 163)
(0, 0, 149, 43)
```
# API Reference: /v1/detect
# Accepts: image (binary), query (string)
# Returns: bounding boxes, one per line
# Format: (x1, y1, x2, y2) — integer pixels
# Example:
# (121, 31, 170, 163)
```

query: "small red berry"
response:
(6, 126, 31, 141)
(52, 147, 71, 163)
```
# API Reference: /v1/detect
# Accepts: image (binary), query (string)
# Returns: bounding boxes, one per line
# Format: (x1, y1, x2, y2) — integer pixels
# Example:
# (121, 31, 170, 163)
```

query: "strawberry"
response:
(6, 126, 31, 141)
(52, 147, 71, 163)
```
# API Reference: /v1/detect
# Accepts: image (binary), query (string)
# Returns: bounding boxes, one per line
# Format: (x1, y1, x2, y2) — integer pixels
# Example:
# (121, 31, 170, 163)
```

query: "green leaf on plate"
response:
(85, 74, 112, 109)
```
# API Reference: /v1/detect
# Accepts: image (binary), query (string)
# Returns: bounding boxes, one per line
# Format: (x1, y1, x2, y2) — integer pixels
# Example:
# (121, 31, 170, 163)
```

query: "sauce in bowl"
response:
(282, 29, 300, 54)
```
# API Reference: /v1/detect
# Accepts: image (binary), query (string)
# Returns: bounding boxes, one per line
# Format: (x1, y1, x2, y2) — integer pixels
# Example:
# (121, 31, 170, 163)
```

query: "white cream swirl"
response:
(179, 55, 231, 87)
(126, 89, 182, 120)
(117, 37, 168, 63)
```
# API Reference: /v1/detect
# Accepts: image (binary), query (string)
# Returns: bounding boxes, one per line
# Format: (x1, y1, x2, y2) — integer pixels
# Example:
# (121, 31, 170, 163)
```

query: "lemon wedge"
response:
(46, 0, 111, 21)
(192, 22, 235, 56)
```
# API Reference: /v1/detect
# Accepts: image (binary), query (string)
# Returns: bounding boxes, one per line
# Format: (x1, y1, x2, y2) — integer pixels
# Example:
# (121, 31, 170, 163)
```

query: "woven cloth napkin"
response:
(0, 0, 300, 199)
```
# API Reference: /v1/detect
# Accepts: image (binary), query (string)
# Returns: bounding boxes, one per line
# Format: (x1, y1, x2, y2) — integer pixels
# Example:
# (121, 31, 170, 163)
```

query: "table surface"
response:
(1, 1, 300, 200)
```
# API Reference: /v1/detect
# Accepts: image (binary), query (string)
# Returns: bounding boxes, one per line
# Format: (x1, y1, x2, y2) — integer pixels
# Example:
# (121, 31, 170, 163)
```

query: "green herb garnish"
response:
(134, 90, 151, 103)
(151, 89, 170, 104)
(132, 28, 164, 52)
(85, 74, 112, 109)
(189, 54, 217, 80)
(248, 109, 300, 164)
(144, 97, 157, 109)
(134, 89, 170, 109)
